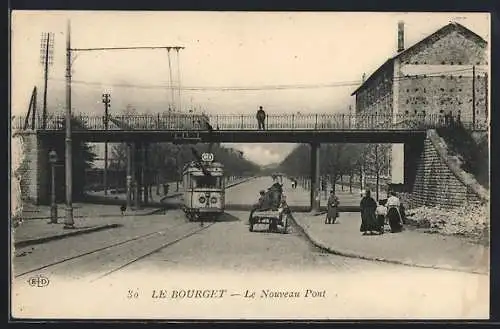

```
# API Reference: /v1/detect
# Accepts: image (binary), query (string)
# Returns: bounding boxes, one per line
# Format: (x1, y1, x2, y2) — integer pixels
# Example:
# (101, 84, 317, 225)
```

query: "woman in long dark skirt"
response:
(386, 191, 403, 233)
(360, 190, 379, 235)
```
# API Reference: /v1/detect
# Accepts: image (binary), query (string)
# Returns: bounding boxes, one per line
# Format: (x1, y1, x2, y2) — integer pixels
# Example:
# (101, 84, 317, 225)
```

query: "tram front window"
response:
(193, 176, 221, 188)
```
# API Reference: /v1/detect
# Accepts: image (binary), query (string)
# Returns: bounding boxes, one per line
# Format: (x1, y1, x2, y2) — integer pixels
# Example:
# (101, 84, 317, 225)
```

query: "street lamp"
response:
(48, 150, 58, 224)
(102, 93, 111, 195)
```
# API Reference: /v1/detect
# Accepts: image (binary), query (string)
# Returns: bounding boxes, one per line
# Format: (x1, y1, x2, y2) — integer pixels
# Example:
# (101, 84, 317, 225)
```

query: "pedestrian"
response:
(375, 199, 388, 234)
(325, 190, 339, 224)
(120, 204, 127, 215)
(256, 106, 266, 130)
(359, 190, 378, 235)
(386, 191, 403, 233)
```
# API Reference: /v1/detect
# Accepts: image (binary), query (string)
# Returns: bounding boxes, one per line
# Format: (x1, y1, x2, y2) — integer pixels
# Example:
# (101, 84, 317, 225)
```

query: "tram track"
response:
(14, 220, 215, 280)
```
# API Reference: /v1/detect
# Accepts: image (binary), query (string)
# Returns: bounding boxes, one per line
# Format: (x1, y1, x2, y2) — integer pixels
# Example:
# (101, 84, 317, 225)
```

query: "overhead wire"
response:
(47, 67, 485, 92)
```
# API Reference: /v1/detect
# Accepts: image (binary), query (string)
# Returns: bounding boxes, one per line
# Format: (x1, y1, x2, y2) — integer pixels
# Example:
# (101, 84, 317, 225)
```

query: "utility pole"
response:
(472, 65, 476, 130)
(40, 32, 54, 129)
(375, 144, 379, 201)
(102, 93, 111, 195)
(167, 48, 175, 110)
(64, 20, 74, 229)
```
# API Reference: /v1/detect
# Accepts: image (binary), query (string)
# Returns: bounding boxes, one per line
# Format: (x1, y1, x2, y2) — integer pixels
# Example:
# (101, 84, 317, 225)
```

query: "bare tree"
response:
(363, 143, 390, 200)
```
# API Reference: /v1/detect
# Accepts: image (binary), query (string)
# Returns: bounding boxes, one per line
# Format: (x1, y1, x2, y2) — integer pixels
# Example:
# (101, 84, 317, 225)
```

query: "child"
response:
(375, 200, 388, 234)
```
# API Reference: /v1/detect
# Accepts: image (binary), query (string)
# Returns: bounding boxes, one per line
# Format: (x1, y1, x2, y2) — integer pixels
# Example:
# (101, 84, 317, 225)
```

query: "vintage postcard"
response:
(10, 11, 490, 320)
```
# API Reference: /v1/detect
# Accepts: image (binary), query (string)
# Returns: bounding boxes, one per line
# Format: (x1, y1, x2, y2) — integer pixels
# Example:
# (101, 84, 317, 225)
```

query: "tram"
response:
(181, 152, 225, 221)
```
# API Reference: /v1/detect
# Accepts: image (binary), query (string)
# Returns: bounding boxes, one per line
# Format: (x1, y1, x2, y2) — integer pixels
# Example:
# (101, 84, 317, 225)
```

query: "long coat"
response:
(360, 196, 378, 232)
(326, 195, 339, 220)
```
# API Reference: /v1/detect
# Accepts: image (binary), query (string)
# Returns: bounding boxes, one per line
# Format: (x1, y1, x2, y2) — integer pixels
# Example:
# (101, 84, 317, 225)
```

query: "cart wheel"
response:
(269, 218, 278, 233)
(282, 214, 289, 234)
(249, 220, 254, 232)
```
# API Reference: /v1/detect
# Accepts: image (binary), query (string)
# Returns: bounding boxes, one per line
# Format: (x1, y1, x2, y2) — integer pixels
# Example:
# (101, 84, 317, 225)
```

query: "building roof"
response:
(351, 22, 487, 96)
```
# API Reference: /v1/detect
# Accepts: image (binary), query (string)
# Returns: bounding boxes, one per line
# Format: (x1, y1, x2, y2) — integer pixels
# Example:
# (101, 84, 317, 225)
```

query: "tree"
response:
(278, 143, 365, 192)
(53, 116, 97, 201)
(362, 143, 390, 200)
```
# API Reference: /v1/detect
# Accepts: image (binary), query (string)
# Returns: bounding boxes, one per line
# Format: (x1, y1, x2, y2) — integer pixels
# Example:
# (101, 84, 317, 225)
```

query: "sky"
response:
(10, 11, 490, 166)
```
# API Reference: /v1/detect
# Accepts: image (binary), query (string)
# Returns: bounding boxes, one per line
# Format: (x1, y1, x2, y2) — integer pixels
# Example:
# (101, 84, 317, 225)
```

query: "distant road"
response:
(226, 176, 362, 209)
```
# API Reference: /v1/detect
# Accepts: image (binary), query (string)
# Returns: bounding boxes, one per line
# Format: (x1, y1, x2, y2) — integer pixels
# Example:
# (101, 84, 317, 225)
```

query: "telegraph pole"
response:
(102, 93, 111, 195)
(64, 20, 74, 229)
(472, 65, 476, 130)
(40, 32, 54, 129)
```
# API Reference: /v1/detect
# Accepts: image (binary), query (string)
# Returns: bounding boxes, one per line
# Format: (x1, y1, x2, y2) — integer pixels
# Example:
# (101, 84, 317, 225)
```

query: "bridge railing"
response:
(11, 112, 488, 132)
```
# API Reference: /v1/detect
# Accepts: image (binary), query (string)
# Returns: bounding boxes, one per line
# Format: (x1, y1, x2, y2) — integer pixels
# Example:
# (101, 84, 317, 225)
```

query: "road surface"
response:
(12, 176, 488, 319)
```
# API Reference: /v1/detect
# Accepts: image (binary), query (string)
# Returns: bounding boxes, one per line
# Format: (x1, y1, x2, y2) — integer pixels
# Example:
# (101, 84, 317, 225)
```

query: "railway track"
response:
(14, 221, 216, 282)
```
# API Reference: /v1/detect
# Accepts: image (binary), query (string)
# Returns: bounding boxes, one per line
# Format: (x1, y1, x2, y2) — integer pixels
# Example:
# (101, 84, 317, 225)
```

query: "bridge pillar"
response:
(126, 143, 132, 209)
(403, 139, 425, 192)
(134, 142, 141, 209)
(310, 142, 321, 213)
(143, 143, 149, 204)
(13, 133, 50, 205)
(390, 144, 405, 185)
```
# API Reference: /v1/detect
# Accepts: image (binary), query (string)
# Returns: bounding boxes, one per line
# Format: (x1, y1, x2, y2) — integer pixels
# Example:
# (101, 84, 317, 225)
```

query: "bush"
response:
(437, 124, 489, 188)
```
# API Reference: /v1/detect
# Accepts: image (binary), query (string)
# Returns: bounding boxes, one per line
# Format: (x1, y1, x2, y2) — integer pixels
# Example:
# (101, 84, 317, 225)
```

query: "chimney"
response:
(397, 21, 405, 52)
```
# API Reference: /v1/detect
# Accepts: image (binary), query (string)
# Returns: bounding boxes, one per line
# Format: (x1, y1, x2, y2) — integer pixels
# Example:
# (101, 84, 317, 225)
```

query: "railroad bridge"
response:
(12, 110, 483, 209)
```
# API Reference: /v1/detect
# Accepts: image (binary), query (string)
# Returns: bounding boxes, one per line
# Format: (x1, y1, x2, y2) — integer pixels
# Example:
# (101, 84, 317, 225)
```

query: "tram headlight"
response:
(199, 196, 206, 204)
(210, 197, 217, 204)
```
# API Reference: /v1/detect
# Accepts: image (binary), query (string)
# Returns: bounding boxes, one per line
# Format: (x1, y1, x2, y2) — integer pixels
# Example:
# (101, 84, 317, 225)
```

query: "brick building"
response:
(351, 21, 488, 184)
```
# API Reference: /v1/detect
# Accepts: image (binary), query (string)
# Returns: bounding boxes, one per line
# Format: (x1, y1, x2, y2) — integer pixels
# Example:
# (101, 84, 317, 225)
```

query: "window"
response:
(193, 176, 221, 188)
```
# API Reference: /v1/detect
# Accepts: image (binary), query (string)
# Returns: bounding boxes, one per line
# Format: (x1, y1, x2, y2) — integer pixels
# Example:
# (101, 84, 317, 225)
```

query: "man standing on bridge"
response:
(256, 106, 266, 130)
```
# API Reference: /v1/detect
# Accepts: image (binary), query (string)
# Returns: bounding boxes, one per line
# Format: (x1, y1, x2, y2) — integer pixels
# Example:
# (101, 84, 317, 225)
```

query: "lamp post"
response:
(102, 93, 111, 195)
(49, 150, 58, 224)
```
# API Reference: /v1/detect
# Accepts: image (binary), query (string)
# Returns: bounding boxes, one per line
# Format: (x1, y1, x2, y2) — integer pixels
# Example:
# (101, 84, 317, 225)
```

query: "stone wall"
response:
(13, 133, 49, 205)
(399, 30, 487, 66)
(396, 29, 488, 125)
(409, 129, 488, 209)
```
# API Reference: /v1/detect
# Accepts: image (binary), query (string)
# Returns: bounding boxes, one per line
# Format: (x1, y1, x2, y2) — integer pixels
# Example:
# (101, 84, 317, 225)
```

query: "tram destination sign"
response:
(202, 153, 214, 162)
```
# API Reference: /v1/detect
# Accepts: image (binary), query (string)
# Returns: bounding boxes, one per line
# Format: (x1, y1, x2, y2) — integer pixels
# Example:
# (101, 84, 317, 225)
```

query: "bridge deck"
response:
(33, 129, 427, 143)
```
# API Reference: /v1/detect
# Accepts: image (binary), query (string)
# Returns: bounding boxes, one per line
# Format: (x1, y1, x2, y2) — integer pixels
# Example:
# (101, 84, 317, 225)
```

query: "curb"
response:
(14, 177, 257, 247)
(14, 223, 122, 248)
(290, 214, 488, 276)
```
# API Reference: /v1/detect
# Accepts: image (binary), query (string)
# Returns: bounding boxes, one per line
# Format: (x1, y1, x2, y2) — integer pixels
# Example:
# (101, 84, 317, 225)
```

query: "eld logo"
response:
(27, 275, 50, 288)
